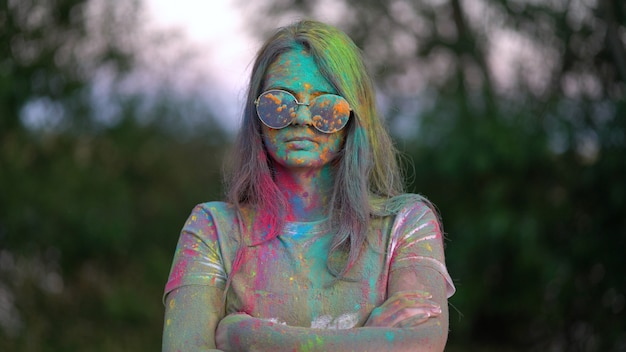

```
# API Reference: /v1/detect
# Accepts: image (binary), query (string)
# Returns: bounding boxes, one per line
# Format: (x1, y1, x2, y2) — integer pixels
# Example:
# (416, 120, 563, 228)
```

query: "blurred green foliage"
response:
(1, 0, 625, 351)
(1, 1, 226, 351)
(411, 96, 626, 351)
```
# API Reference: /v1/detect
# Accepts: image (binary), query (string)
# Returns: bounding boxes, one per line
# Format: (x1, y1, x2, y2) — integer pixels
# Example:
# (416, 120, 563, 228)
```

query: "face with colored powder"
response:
(260, 48, 347, 170)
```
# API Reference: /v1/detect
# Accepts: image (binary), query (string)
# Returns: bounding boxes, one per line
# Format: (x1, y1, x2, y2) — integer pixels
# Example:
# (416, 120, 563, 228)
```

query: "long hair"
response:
(224, 20, 405, 278)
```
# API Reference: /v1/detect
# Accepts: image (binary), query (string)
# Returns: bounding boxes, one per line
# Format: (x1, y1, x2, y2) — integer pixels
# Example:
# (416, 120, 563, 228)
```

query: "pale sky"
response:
(142, 1, 357, 133)
(142, 1, 553, 137)
(144, 0, 259, 131)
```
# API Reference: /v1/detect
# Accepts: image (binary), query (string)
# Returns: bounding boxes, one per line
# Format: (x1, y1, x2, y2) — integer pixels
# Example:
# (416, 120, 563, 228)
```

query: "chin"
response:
(283, 159, 327, 169)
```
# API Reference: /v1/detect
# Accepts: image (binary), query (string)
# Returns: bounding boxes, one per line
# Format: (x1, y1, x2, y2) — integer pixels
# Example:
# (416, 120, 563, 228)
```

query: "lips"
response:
(285, 136, 316, 143)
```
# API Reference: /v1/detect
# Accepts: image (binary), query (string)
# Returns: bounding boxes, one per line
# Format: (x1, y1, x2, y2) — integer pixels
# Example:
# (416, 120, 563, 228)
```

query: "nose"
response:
(291, 99, 313, 127)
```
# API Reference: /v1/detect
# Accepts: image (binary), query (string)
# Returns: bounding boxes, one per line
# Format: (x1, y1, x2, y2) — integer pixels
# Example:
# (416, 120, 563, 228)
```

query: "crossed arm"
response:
(163, 266, 449, 352)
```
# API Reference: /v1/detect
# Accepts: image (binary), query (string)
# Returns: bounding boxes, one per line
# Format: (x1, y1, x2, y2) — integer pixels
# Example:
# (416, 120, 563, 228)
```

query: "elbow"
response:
(409, 315, 449, 352)
(435, 324, 449, 351)
(427, 315, 449, 352)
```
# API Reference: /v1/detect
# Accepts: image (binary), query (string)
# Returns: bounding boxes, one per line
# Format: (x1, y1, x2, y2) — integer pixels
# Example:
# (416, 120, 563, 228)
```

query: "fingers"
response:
(365, 304, 441, 328)
(384, 291, 439, 313)
(364, 290, 443, 328)
(393, 305, 442, 328)
(385, 304, 441, 327)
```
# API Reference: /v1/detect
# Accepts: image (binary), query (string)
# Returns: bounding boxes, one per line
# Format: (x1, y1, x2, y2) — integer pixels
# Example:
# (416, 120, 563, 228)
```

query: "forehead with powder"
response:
(263, 47, 337, 95)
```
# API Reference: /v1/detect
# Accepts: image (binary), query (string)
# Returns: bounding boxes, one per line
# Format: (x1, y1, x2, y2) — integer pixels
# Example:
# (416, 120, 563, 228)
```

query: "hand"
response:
(215, 312, 253, 351)
(364, 291, 442, 328)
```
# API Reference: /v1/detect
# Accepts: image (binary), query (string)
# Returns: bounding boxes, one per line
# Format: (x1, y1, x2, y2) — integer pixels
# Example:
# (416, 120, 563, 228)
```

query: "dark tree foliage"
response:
(239, 0, 626, 350)
(1, 0, 624, 350)
(1, 0, 227, 350)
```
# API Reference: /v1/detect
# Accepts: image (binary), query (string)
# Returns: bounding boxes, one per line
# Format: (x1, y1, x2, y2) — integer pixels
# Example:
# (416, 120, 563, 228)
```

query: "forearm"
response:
(218, 315, 448, 352)
(163, 286, 225, 352)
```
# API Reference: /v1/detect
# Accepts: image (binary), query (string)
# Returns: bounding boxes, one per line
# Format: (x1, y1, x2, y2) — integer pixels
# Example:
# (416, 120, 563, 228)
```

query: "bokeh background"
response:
(1, 0, 625, 351)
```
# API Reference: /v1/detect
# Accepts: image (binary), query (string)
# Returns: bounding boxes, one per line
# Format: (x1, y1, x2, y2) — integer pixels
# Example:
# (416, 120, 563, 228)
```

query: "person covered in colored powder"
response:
(162, 20, 456, 351)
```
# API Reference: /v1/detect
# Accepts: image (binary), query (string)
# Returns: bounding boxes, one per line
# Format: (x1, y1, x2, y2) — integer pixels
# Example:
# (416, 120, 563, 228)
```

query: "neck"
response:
(273, 164, 335, 222)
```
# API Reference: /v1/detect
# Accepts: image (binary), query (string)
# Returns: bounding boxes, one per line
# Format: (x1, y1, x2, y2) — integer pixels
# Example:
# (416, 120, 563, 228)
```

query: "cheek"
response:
(261, 128, 295, 163)
(262, 128, 280, 152)
(329, 132, 346, 152)
(320, 133, 346, 159)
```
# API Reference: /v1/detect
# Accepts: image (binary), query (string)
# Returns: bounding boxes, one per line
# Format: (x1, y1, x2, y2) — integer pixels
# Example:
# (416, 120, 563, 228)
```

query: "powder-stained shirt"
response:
(164, 199, 455, 329)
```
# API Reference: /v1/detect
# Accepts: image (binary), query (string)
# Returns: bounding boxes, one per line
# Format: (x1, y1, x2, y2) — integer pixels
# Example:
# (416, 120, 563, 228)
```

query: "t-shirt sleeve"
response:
(388, 201, 456, 298)
(163, 204, 228, 301)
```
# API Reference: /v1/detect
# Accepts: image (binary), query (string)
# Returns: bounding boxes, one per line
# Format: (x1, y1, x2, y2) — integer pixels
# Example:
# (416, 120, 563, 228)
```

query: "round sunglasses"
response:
(255, 89, 351, 133)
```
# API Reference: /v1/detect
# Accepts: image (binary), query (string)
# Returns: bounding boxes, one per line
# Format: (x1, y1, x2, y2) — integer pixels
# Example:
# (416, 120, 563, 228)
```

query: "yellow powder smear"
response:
(333, 100, 350, 116)
(266, 93, 282, 105)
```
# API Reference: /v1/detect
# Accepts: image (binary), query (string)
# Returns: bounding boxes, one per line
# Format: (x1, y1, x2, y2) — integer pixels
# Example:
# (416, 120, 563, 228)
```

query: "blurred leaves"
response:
(1, 0, 625, 351)
(1, 0, 227, 351)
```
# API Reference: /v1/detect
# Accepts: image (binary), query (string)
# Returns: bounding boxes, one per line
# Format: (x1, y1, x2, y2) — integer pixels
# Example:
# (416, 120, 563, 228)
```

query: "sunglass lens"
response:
(256, 91, 296, 129)
(309, 95, 350, 133)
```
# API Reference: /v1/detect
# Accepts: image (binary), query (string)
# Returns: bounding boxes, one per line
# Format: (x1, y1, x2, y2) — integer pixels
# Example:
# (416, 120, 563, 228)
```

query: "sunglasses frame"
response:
(255, 89, 351, 134)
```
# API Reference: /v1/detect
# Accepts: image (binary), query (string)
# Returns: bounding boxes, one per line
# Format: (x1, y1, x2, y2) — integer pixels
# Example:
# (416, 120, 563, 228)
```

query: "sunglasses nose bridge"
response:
(291, 100, 314, 127)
